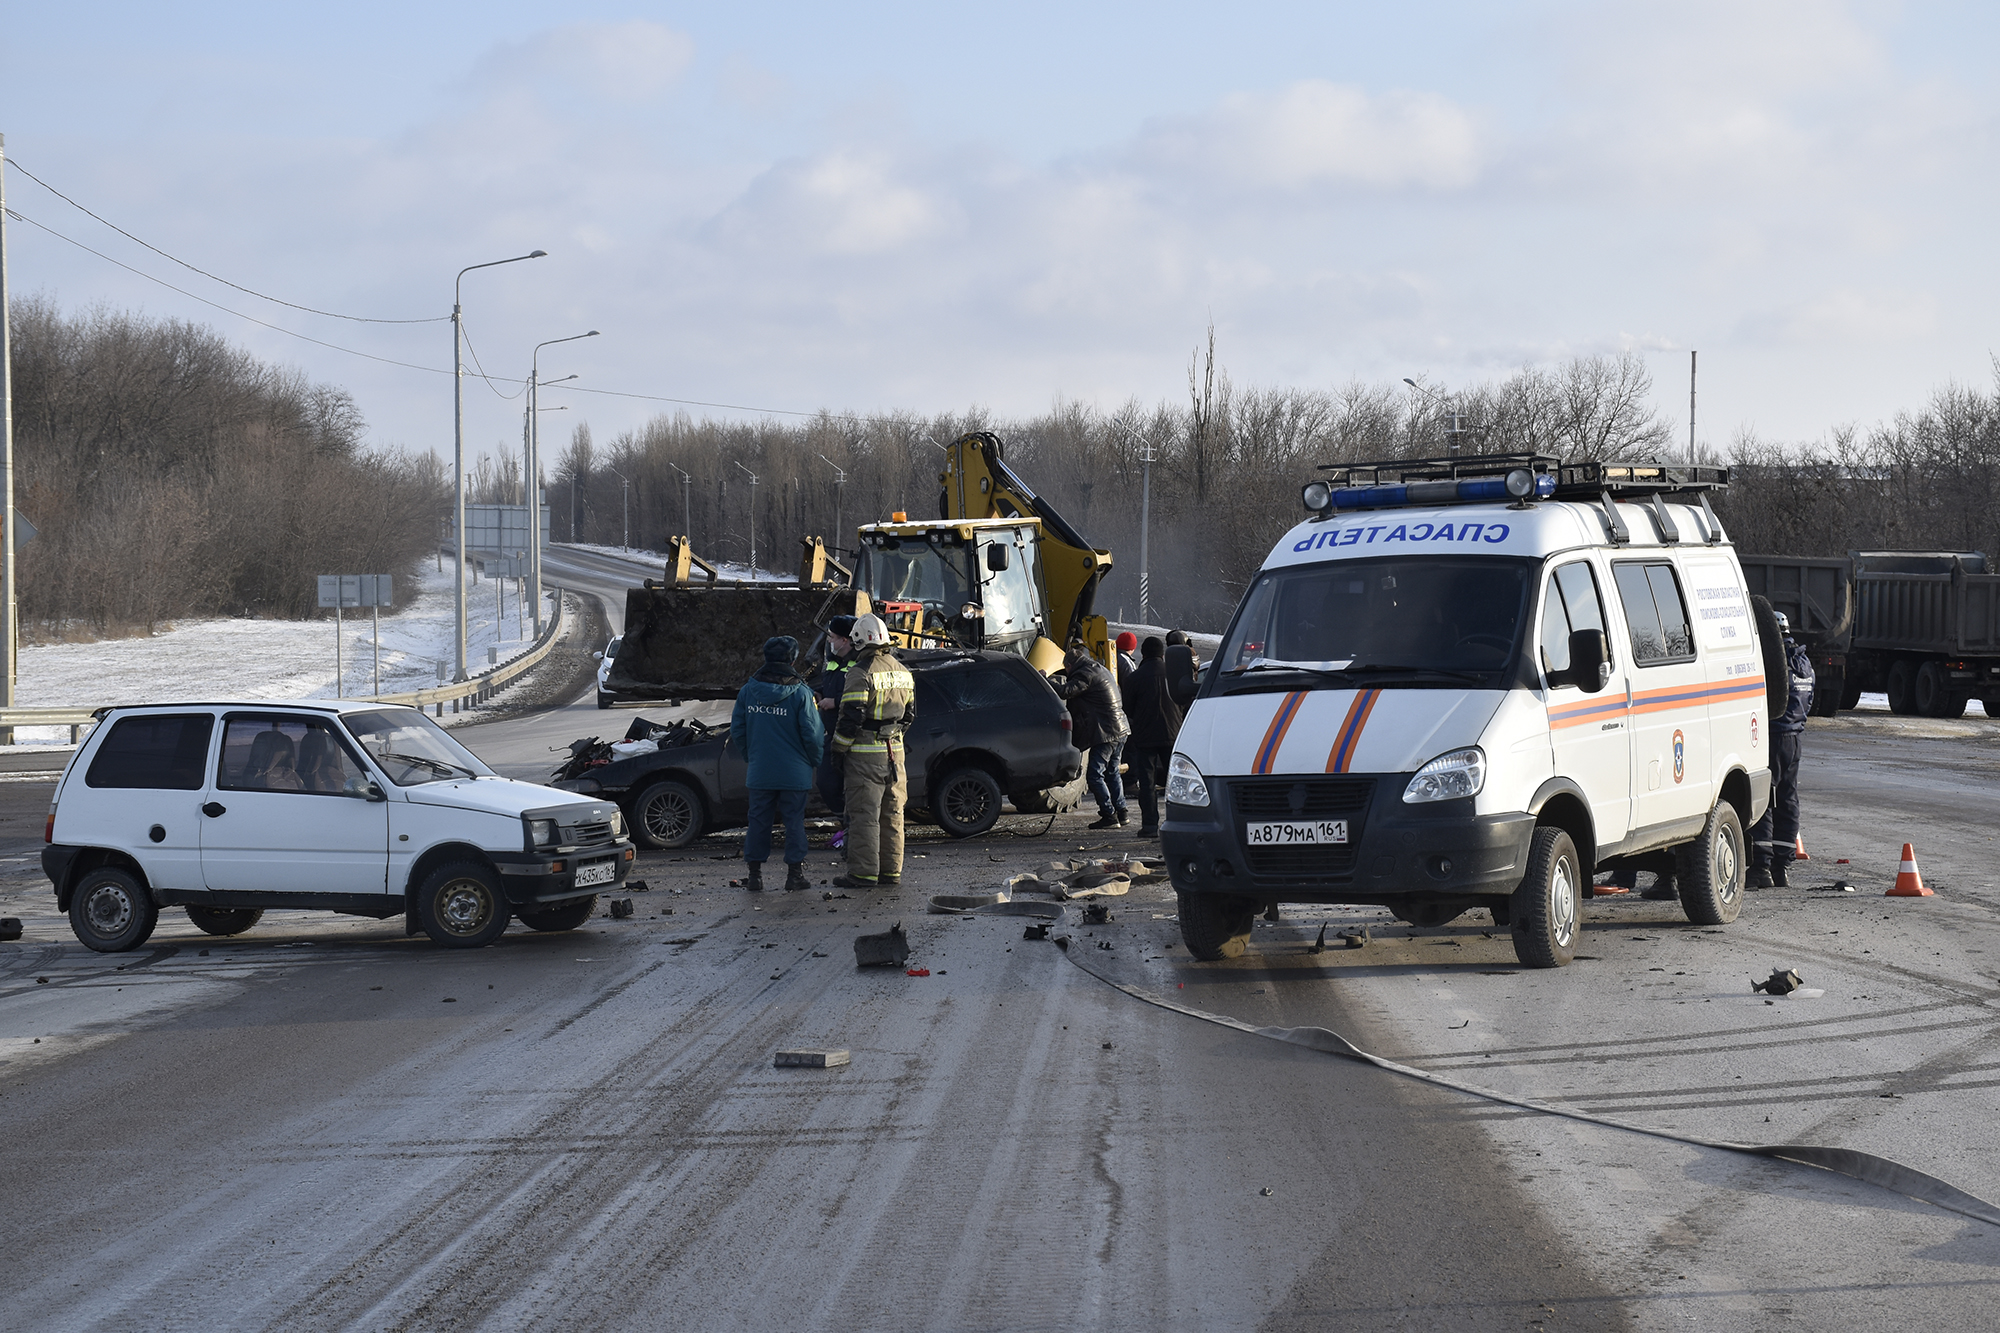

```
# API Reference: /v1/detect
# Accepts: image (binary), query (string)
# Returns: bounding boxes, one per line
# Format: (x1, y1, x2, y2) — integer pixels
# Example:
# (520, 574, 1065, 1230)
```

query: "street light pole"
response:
(604, 466, 630, 550)
(667, 462, 692, 542)
(529, 329, 597, 638)
(816, 452, 847, 548)
(453, 248, 546, 682)
(734, 461, 760, 577)
(0, 134, 16, 742)
(1108, 419, 1158, 624)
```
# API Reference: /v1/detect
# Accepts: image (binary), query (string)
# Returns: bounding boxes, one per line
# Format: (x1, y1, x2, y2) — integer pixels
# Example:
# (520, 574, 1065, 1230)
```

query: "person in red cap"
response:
(1114, 631, 1139, 689)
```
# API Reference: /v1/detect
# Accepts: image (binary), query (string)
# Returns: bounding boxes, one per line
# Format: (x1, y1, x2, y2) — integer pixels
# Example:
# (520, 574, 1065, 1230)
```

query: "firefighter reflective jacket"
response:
(832, 646, 917, 754)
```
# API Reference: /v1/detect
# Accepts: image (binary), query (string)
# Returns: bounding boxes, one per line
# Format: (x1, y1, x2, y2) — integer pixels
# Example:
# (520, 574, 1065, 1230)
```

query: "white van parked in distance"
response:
(1162, 455, 1780, 968)
(43, 701, 634, 952)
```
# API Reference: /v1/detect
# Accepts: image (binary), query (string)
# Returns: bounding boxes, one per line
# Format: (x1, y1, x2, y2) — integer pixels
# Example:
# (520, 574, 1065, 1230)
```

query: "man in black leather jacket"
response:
(1058, 643, 1130, 830)
(1750, 612, 1814, 888)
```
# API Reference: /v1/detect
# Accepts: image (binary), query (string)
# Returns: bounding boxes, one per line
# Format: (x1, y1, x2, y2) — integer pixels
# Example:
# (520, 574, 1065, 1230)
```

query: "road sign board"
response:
(319, 574, 393, 608)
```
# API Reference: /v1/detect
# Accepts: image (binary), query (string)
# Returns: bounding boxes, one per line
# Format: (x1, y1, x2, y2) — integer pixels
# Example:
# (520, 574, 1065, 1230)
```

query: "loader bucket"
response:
(605, 584, 846, 700)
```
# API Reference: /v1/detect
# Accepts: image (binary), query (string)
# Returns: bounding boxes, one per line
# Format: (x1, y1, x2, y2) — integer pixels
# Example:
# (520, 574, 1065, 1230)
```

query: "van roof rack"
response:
(1314, 453, 1730, 496)
(1314, 452, 1559, 486)
(1552, 460, 1731, 498)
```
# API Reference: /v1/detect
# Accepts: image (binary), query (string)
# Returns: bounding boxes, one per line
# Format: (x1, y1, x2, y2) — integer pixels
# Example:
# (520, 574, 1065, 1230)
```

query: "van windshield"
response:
(1214, 555, 1532, 693)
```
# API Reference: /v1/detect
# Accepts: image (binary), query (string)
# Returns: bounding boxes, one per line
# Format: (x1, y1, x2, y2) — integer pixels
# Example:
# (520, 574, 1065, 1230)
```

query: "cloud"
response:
(1737, 288, 1939, 346)
(710, 149, 955, 256)
(466, 21, 696, 107)
(1131, 80, 1483, 191)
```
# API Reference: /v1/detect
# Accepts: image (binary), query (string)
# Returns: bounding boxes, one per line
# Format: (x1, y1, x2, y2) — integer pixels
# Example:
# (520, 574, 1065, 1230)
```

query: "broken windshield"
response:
(1214, 555, 1532, 693)
(860, 541, 971, 611)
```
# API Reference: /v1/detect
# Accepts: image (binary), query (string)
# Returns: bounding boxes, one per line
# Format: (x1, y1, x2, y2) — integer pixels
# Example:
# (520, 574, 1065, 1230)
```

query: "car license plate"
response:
(575, 860, 617, 887)
(1245, 820, 1348, 846)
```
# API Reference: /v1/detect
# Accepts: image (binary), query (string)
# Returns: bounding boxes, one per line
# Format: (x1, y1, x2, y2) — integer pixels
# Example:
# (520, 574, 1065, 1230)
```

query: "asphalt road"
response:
(3, 687, 1999, 1330)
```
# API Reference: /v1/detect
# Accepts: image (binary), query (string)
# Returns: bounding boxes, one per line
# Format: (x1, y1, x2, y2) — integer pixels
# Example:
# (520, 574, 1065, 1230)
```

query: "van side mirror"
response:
(1565, 629, 1611, 694)
(363, 781, 387, 802)
(986, 544, 1011, 572)
(1165, 644, 1199, 705)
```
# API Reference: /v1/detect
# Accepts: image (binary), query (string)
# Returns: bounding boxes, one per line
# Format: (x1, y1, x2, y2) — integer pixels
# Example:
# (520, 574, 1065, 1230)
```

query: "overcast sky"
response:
(4, 1, 1995, 472)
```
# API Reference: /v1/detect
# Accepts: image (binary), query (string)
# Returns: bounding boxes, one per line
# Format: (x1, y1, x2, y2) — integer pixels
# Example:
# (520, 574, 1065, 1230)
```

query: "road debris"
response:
(854, 923, 911, 968)
(1752, 968, 1805, 996)
(775, 1048, 850, 1068)
(609, 898, 635, 919)
(0, 917, 22, 942)
(1308, 924, 1328, 954)
(906, 967, 931, 977)
(1339, 926, 1370, 949)
(928, 891, 1010, 914)
(1082, 902, 1111, 924)
(625, 879, 650, 892)
(1809, 881, 1858, 893)
(1023, 922, 1052, 940)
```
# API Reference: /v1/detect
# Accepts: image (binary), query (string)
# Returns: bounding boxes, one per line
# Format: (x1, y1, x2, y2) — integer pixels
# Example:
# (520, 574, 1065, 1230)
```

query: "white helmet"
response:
(850, 613, 891, 647)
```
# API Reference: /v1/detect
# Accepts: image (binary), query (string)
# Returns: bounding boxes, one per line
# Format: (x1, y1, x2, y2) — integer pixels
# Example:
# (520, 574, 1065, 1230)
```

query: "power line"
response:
(7, 157, 448, 324)
(7, 206, 458, 378)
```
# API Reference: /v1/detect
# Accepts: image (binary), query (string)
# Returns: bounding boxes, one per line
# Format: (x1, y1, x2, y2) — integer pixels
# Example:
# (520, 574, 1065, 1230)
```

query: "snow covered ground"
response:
(559, 542, 793, 581)
(10, 561, 553, 745)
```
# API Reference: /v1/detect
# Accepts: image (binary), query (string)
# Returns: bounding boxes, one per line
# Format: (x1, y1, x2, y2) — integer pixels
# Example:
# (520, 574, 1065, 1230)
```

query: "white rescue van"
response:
(1162, 456, 1778, 968)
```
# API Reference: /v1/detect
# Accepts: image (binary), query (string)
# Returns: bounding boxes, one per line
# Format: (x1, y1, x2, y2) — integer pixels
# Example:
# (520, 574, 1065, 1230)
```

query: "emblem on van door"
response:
(1672, 729, 1685, 784)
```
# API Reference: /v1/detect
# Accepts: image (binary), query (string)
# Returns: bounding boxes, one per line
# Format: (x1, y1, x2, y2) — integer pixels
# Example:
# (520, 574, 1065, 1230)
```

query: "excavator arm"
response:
(940, 432, 1114, 666)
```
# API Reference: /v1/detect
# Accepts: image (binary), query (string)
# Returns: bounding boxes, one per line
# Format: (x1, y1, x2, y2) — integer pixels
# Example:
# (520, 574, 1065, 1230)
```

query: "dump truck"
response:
(1738, 550, 2000, 717)
(600, 431, 1114, 703)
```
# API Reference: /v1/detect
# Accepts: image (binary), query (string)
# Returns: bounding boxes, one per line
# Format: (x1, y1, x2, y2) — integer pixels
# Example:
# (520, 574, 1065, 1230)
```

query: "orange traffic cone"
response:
(1793, 834, 1809, 861)
(1886, 843, 1933, 897)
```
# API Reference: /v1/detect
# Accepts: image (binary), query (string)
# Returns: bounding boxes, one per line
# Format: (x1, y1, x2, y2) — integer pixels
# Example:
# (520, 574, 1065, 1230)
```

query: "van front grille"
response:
(1229, 778, 1374, 884)
(565, 820, 616, 847)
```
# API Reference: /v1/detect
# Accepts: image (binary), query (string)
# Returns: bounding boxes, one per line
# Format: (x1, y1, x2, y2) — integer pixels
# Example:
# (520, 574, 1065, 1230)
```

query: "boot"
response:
(1641, 874, 1679, 901)
(1749, 866, 1773, 889)
(745, 863, 764, 891)
(878, 873, 901, 887)
(785, 863, 809, 892)
(1087, 811, 1121, 830)
(831, 873, 876, 889)
(1771, 861, 1790, 888)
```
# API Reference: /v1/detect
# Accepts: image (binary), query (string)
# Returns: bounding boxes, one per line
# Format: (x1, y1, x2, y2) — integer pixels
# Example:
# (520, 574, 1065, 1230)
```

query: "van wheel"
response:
(69, 868, 159, 953)
(632, 780, 705, 849)
(935, 767, 1003, 838)
(1886, 660, 1917, 715)
(1750, 596, 1789, 720)
(1509, 827, 1580, 968)
(1177, 890, 1257, 960)
(596, 691, 613, 710)
(417, 861, 510, 948)
(517, 896, 597, 932)
(186, 906, 262, 937)
(1674, 800, 1745, 926)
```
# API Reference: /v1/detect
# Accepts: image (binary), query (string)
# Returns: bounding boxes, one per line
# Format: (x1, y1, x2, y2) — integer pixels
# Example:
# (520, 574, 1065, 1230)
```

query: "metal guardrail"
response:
(0, 589, 569, 742)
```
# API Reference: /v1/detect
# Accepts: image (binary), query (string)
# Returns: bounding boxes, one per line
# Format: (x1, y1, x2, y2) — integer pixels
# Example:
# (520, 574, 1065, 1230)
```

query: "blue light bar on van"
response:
(1302, 469, 1555, 514)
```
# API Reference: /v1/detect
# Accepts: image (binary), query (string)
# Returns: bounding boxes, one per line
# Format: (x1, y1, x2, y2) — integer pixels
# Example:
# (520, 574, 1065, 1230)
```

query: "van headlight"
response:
(526, 817, 559, 848)
(609, 809, 625, 838)
(1167, 753, 1210, 807)
(1403, 747, 1486, 803)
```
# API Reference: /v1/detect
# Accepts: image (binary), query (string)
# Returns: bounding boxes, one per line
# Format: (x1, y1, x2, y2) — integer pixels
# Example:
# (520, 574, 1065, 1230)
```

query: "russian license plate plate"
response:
(1245, 820, 1349, 846)
(574, 860, 617, 887)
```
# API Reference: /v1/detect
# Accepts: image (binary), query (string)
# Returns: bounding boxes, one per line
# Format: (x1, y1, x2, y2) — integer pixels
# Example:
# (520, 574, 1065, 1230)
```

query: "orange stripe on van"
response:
(1550, 676, 1763, 728)
(1325, 688, 1382, 773)
(1252, 692, 1308, 774)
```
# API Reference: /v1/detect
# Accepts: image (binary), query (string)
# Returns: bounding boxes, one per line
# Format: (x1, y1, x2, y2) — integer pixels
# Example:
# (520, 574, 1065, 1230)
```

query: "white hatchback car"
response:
(595, 635, 623, 709)
(43, 701, 633, 952)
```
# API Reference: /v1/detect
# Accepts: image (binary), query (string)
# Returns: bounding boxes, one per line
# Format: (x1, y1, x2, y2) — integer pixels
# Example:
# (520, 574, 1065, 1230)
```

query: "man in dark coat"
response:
(730, 636, 826, 892)
(1121, 635, 1182, 838)
(1059, 642, 1130, 830)
(812, 615, 857, 845)
(1751, 612, 1815, 887)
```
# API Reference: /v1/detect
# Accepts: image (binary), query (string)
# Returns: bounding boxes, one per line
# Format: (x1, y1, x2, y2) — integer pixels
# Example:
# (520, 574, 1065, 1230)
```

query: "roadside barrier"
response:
(0, 588, 568, 740)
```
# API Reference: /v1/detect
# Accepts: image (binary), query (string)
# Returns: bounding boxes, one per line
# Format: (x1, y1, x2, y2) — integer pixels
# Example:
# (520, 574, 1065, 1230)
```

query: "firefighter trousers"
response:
(1751, 731, 1802, 868)
(842, 744, 907, 880)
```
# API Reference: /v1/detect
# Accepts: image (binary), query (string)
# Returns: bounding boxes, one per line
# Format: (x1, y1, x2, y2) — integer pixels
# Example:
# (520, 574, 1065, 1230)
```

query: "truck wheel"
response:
(1811, 668, 1844, 717)
(417, 861, 511, 948)
(1509, 827, 1580, 968)
(632, 780, 705, 849)
(1673, 800, 1745, 926)
(596, 691, 612, 710)
(517, 896, 597, 932)
(69, 868, 159, 953)
(1886, 659, 1917, 714)
(1177, 889, 1257, 960)
(186, 906, 262, 937)
(1011, 776, 1084, 814)
(1915, 662, 1966, 718)
(1841, 678, 1862, 711)
(935, 767, 1003, 838)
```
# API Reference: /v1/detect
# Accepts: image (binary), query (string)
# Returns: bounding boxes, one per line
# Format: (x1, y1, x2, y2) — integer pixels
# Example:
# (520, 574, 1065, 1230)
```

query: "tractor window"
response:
(978, 536, 1040, 639)
(862, 541, 970, 611)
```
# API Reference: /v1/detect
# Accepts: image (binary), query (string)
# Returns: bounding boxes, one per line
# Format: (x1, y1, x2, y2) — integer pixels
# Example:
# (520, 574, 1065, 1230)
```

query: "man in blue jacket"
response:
(731, 635, 826, 891)
(1751, 612, 1815, 888)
